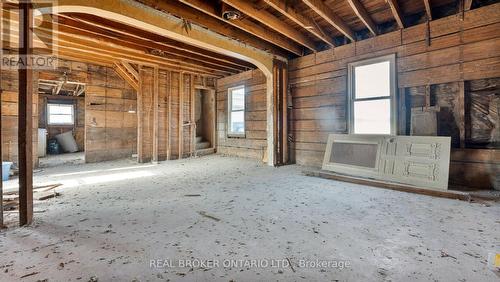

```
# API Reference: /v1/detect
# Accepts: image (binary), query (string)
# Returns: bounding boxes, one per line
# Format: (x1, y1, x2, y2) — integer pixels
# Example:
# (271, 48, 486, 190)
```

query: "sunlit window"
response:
(228, 85, 245, 136)
(348, 55, 396, 134)
(47, 103, 74, 125)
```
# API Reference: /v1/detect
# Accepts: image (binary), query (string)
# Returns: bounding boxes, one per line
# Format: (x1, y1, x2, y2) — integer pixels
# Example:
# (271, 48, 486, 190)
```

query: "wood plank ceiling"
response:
(136, 0, 462, 58)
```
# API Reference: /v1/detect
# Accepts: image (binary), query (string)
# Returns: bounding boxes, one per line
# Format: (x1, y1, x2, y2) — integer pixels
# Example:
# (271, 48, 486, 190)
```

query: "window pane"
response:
(354, 99, 391, 134)
(230, 111, 245, 133)
(48, 104, 73, 115)
(231, 88, 245, 111)
(48, 104, 74, 125)
(354, 61, 390, 99)
(49, 114, 73, 124)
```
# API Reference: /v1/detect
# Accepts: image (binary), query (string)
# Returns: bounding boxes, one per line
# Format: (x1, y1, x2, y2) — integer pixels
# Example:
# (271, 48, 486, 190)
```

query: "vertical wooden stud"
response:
(18, 1, 33, 226)
(137, 65, 144, 163)
(178, 72, 184, 159)
(190, 74, 195, 156)
(152, 67, 159, 162)
(282, 63, 289, 165)
(167, 71, 172, 160)
(458, 81, 466, 148)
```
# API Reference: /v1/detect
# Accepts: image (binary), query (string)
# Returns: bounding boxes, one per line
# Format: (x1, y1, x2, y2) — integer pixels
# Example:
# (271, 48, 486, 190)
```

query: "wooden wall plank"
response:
(216, 69, 267, 160)
(288, 3, 500, 171)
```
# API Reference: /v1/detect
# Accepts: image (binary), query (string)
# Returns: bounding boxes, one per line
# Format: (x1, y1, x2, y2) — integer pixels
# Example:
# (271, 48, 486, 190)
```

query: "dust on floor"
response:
(0, 155, 499, 281)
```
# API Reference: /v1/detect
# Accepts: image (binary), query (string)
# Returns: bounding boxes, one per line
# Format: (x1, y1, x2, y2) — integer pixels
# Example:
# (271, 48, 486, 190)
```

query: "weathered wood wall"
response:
(288, 4, 499, 189)
(85, 65, 138, 163)
(1, 59, 138, 164)
(137, 69, 216, 162)
(0, 69, 38, 164)
(216, 69, 268, 160)
(288, 4, 499, 160)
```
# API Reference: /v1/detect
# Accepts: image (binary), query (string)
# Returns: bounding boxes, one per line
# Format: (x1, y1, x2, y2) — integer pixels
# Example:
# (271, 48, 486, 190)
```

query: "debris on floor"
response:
(197, 211, 221, 222)
(2, 183, 62, 211)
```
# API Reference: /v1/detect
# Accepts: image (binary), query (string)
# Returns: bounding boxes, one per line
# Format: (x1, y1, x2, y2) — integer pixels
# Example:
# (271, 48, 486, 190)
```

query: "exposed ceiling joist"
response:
(153, 0, 302, 56)
(14, 23, 229, 77)
(423, 0, 432, 20)
(221, 0, 318, 51)
(301, 0, 356, 41)
(386, 0, 405, 29)
(49, 17, 241, 74)
(58, 14, 254, 71)
(27, 22, 231, 76)
(347, 0, 378, 36)
(38, 79, 86, 96)
(263, 0, 335, 47)
(4, 8, 245, 76)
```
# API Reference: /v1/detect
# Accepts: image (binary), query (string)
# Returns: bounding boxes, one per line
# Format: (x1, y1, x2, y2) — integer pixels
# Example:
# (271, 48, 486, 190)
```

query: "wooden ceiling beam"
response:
(26, 22, 234, 76)
(55, 15, 247, 72)
(32, 28, 230, 76)
(263, 0, 335, 47)
(149, 0, 302, 56)
(386, 0, 405, 29)
(301, 0, 356, 41)
(59, 45, 223, 77)
(4, 36, 117, 68)
(221, 0, 318, 51)
(423, 0, 432, 20)
(56, 50, 115, 67)
(347, 0, 378, 36)
(59, 14, 255, 71)
(4, 7, 244, 74)
(57, 47, 222, 78)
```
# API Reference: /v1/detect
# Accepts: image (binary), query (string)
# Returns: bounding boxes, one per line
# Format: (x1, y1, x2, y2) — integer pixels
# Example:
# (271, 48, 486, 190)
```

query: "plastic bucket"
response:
(2, 162, 12, 181)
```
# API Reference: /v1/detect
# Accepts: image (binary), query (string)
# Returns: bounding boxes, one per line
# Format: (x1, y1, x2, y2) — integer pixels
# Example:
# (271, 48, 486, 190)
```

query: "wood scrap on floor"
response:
(197, 211, 220, 221)
(36, 191, 61, 201)
(2, 183, 62, 211)
(3, 183, 62, 195)
(304, 169, 472, 201)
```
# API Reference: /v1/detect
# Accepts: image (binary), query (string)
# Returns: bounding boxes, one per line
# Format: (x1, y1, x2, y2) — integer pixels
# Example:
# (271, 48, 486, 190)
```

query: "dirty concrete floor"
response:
(0, 155, 499, 281)
(38, 152, 85, 168)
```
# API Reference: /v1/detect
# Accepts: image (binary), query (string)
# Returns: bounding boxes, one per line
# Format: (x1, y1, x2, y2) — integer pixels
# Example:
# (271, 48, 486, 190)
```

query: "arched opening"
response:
(39, 0, 278, 165)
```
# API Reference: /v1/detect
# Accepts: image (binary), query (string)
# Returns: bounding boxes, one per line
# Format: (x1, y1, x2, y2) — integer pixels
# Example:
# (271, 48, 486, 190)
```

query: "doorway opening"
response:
(37, 78, 86, 168)
(194, 88, 216, 156)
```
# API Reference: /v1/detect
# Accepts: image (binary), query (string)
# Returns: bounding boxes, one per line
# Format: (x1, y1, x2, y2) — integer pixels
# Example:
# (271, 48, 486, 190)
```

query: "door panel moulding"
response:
(322, 134, 452, 190)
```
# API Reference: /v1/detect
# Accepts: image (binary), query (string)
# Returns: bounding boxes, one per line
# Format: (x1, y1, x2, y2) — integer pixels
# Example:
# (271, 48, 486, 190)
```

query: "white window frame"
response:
(347, 54, 397, 135)
(227, 85, 245, 137)
(47, 103, 75, 126)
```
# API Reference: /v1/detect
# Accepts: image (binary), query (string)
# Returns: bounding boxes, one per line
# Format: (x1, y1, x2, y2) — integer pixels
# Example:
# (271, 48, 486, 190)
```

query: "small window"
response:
(228, 85, 245, 136)
(47, 103, 74, 125)
(348, 54, 396, 135)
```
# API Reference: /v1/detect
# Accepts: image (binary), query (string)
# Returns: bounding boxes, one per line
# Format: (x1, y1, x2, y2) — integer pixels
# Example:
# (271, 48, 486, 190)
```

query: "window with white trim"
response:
(227, 85, 245, 136)
(47, 103, 74, 125)
(348, 54, 396, 135)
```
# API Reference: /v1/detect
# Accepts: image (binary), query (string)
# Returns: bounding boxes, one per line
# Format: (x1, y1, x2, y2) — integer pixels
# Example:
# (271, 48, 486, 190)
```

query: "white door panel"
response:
(323, 134, 451, 190)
